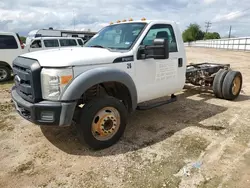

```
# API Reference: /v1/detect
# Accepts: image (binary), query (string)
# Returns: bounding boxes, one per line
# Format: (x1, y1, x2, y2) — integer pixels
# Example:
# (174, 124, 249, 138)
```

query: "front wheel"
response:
(0, 66, 11, 82)
(76, 96, 128, 150)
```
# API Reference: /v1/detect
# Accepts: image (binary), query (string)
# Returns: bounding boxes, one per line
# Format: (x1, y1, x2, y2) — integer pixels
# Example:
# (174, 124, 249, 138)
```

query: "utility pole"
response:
(205, 22, 212, 33)
(228, 25, 232, 38)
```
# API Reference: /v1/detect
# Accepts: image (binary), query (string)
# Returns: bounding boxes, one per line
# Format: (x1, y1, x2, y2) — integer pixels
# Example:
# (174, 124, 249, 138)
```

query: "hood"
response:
(20, 47, 131, 67)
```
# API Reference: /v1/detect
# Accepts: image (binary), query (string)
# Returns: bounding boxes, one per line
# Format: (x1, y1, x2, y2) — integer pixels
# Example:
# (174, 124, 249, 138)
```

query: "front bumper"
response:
(11, 86, 77, 126)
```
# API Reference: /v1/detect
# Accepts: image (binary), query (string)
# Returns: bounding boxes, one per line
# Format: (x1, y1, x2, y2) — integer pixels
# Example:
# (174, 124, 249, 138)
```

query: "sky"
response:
(1, 0, 250, 37)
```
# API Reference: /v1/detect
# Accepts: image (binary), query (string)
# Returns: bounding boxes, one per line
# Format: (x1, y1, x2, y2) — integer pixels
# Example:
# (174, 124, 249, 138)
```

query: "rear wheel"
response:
(212, 69, 229, 99)
(222, 71, 242, 100)
(76, 96, 128, 150)
(0, 66, 11, 82)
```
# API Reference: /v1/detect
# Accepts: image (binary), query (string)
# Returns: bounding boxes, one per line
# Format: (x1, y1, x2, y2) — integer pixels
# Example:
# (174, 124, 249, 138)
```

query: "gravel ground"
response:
(0, 47, 250, 188)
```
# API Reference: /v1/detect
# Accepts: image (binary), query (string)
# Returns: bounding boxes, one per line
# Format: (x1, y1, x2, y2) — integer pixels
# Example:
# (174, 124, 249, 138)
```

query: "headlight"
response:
(41, 68, 73, 100)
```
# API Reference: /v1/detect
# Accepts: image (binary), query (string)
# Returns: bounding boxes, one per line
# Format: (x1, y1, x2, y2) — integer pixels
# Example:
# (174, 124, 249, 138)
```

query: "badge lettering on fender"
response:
(127, 63, 132, 69)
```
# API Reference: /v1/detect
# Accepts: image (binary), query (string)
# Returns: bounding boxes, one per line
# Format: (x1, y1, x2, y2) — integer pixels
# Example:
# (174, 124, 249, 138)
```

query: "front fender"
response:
(60, 67, 138, 110)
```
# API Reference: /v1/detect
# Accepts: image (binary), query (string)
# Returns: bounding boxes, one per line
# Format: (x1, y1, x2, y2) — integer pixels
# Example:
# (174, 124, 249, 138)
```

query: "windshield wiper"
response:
(89, 45, 105, 48)
(89, 45, 113, 51)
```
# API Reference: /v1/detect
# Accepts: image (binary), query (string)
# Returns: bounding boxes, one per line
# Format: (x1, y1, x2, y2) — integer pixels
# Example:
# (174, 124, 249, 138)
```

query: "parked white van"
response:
(26, 29, 97, 45)
(24, 37, 85, 53)
(0, 32, 25, 82)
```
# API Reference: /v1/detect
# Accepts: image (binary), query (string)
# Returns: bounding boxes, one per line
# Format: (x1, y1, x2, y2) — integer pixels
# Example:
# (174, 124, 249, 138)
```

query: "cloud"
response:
(0, 0, 250, 37)
(212, 10, 247, 22)
(204, 0, 217, 4)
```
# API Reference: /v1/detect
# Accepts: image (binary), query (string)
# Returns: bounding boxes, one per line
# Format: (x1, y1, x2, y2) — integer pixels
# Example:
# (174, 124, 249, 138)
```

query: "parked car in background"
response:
(26, 29, 97, 45)
(0, 32, 25, 82)
(24, 37, 84, 53)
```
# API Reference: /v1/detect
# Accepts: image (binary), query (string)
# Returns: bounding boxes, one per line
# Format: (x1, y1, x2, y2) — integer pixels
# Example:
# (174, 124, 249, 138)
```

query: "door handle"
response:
(178, 58, 183, 67)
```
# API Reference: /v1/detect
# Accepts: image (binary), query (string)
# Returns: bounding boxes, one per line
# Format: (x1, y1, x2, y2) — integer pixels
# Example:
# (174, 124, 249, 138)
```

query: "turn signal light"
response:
(61, 75, 73, 85)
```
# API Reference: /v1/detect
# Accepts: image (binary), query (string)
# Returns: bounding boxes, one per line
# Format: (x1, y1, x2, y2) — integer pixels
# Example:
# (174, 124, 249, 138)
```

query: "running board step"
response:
(136, 94, 177, 111)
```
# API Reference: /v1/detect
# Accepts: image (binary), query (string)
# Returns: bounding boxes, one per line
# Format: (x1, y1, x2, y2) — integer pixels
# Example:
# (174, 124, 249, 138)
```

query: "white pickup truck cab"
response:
(11, 19, 243, 150)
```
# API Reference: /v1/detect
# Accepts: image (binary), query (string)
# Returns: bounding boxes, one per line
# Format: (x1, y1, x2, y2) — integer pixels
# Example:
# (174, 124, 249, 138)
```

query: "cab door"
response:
(134, 24, 181, 103)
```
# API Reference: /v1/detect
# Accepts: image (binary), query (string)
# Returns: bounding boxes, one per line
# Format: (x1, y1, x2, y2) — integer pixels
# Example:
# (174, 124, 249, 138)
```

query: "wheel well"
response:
(77, 81, 133, 112)
(0, 61, 12, 71)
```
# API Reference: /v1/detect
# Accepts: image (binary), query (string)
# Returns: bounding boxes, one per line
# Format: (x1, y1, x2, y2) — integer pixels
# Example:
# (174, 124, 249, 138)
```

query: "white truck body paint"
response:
(21, 47, 132, 67)
(18, 19, 186, 103)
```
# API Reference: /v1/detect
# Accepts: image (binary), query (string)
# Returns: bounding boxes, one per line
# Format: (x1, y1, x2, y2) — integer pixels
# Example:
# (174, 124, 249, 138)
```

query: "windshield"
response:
(84, 22, 147, 50)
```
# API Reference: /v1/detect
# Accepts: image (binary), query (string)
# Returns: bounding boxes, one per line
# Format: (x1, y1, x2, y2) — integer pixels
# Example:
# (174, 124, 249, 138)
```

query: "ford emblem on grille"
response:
(14, 75, 21, 85)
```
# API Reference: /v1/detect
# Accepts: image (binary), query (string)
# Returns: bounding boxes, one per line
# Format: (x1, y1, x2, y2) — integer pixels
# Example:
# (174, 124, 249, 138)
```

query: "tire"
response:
(0, 66, 11, 82)
(212, 69, 229, 99)
(222, 70, 243, 100)
(76, 96, 128, 150)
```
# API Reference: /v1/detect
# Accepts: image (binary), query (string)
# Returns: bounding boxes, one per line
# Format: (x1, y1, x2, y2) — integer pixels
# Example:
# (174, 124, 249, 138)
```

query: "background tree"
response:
(204, 32, 220, 40)
(182, 23, 221, 42)
(182, 23, 204, 42)
(20, 36, 26, 43)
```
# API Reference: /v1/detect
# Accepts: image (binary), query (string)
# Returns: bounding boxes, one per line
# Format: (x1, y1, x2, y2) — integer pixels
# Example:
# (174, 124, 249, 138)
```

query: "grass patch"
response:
(197, 176, 222, 188)
(233, 126, 250, 146)
(0, 115, 16, 131)
(174, 135, 210, 159)
(12, 160, 36, 176)
(0, 80, 14, 90)
(0, 102, 14, 115)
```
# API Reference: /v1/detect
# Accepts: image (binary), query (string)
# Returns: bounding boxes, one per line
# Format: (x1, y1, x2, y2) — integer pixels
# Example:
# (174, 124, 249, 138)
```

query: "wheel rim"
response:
(91, 107, 121, 141)
(0, 69, 7, 81)
(232, 76, 241, 95)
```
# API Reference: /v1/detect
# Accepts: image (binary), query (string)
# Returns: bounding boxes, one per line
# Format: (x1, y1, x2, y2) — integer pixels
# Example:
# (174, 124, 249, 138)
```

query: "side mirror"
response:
(139, 38, 169, 60)
(151, 38, 169, 59)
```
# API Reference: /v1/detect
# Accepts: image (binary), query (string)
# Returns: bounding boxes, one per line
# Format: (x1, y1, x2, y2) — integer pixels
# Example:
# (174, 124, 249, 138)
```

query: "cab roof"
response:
(0, 31, 18, 35)
(109, 19, 176, 26)
(32, 36, 83, 40)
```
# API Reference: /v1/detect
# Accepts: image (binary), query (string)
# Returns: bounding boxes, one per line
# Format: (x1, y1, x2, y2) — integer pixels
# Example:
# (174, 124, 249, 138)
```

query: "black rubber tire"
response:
(76, 96, 128, 150)
(0, 66, 11, 82)
(212, 69, 229, 99)
(222, 70, 243, 100)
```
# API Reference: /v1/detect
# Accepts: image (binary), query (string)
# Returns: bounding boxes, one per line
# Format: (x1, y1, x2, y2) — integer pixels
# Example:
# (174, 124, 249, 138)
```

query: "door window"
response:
(0, 35, 18, 49)
(30, 40, 42, 48)
(59, 39, 77, 47)
(77, 39, 84, 46)
(44, 39, 59, 47)
(141, 24, 178, 52)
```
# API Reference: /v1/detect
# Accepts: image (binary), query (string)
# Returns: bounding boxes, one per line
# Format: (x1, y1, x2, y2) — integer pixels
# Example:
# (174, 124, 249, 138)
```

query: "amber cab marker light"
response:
(141, 17, 146, 21)
(129, 18, 133, 21)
